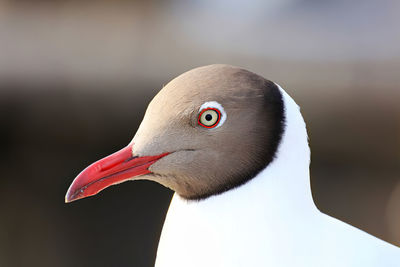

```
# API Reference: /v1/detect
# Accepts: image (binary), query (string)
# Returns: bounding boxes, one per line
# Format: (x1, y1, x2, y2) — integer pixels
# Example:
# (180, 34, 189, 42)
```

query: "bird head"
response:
(65, 64, 284, 202)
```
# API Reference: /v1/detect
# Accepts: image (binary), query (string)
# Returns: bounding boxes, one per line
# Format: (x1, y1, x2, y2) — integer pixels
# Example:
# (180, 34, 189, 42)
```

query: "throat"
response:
(178, 152, 317, 220)
(156, 163, 317, 266)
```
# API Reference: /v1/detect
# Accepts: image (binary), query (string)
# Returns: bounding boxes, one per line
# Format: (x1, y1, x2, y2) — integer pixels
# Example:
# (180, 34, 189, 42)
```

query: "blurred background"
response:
(0, 0, 399, 266)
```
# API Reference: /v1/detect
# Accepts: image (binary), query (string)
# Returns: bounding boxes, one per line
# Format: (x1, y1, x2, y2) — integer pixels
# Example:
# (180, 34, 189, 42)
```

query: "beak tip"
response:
(65, 194, 72, 203)
(65, 185, 91, 203)
(65, 194, 80, 203)
(64, 193, 72, 203)
(65, 186, 78, 203)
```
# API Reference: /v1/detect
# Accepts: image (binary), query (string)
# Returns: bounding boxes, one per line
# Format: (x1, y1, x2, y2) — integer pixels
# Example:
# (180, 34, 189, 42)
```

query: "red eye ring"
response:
(198, 108, 222, 128)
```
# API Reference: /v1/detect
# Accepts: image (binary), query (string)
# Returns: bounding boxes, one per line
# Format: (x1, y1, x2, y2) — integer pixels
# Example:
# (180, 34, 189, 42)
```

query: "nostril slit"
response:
(124, 156, 138, 163)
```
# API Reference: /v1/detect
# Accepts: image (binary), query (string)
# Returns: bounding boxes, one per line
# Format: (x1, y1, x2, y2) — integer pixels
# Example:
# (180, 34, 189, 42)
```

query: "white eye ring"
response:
(198, 101, 226, 129)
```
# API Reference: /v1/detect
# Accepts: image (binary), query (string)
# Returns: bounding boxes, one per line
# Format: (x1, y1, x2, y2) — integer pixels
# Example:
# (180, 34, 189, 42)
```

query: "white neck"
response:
(256, 85, 316, 213)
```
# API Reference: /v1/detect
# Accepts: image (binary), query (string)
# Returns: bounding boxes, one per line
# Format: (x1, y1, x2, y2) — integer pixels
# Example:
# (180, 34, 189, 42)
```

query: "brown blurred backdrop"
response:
(0, 0, 399, 266)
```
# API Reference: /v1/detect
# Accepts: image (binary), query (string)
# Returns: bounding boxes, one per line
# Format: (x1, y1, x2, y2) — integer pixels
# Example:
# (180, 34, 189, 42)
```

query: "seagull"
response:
(65, 64, 399, 267)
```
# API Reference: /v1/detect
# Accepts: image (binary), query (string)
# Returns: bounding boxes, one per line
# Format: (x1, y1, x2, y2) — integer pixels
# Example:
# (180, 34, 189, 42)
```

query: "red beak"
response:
(65, 144, 168, 203)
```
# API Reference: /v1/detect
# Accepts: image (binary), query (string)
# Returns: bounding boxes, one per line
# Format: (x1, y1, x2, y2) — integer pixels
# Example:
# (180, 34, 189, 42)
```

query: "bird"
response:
(65, 64, 400, 267)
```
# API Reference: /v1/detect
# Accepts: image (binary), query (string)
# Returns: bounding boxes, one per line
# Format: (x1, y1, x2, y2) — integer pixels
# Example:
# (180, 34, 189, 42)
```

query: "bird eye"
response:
(198, 108, 221, 128)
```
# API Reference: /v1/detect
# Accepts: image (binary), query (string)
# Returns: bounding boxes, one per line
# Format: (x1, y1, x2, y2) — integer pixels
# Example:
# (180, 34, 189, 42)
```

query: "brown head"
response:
(65, 64, 285, 202)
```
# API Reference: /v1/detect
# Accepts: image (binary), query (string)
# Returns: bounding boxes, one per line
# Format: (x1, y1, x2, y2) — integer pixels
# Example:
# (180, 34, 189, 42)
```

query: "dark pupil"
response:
(205, 114, 213, 121)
